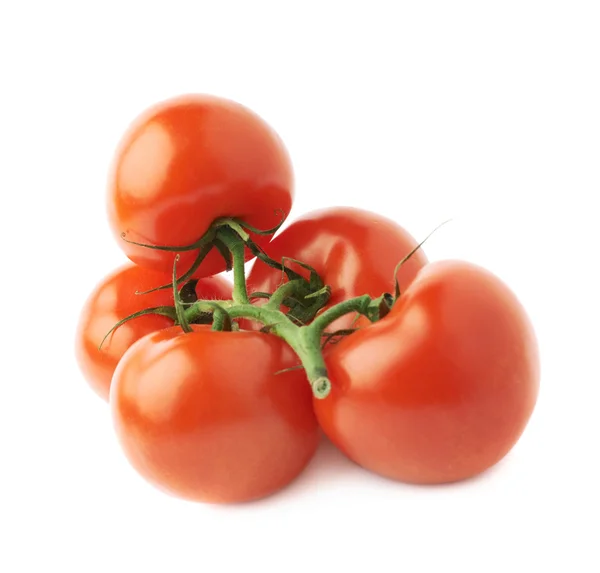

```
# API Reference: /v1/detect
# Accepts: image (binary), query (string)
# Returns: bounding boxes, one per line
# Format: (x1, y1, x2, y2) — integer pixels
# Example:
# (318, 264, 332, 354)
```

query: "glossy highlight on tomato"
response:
(75, 263, 231, 401)
(248, 207, 428, 331)
(111, 326, 319, 503)
(108, 94, 294, 277)
(315, 260, 539, 484)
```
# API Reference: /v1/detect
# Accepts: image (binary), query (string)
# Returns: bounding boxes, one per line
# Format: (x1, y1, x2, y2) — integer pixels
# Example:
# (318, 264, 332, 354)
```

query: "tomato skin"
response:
(75, 264, 231, 401)
(110, 326, 319, 503)
(107, 94, 294, 277)
(247, 207, 428, 331)
(315, 260, 539, 484)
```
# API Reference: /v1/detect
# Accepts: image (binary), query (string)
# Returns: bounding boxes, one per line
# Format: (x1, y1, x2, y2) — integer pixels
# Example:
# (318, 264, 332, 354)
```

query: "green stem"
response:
(218, 219, 250, 242)
(173, 256, 192, 333)
(211, 306, 232, 332)
(225, 305, 330, 397)
(110, 216, 383, 400)
(309, 295, 372, 334)
(266, 279, 304, 310)
(186, 300, 234, 322)
(218, 228, 249, 304)
(98, 306, 177, 349)
(184, 292, 376, 398)
(136, 241, 214, 295)
(171, 223, 376, 399)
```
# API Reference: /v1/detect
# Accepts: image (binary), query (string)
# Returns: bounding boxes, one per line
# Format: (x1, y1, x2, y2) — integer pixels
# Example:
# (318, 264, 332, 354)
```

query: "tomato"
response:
(75, 263, 231, 401)
(110, 326, 318, 503)
(107, 94, 294, 277)
(314, 260, 539, 484)
(247, 207, 428, 331)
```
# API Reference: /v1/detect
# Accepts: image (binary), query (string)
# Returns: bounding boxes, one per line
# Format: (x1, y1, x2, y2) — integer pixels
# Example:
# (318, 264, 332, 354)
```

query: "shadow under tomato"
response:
(207, 436, 518, 511)
(289, 433, 364, 484)
(354, 450, 516, 493)
(202, 433, 359, 510)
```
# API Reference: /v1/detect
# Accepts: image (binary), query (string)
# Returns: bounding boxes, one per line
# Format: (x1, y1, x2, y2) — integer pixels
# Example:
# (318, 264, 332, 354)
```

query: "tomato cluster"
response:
(76, 94, 539, 504)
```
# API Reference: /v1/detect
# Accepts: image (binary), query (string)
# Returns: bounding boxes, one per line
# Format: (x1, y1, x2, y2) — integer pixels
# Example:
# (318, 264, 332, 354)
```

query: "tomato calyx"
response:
(122, 213, 332, 319)
(366, 293, 395, 322)
(121, 214, 287, 295)
(392, 220, 450, 300)
(172, 255, 193, 333)
(98, 305, 178, 350)
(122, 232, 216, 295)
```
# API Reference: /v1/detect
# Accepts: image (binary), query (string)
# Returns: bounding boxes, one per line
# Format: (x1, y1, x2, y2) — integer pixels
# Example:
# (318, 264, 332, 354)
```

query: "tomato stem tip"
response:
(311, 377, 331, 399)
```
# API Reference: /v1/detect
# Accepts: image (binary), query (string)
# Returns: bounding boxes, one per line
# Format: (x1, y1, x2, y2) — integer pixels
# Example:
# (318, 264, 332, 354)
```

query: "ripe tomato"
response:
(111, 326, 319, 503)
(107, 94, 294, 277)
(75, 263, 231, 401)
(314, 260, 539, 484)
(247, 207, 428, 331)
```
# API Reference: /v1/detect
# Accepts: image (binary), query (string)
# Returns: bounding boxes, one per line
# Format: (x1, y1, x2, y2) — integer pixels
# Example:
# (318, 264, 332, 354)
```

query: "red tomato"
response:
(247, 207, 428, 331)
(107, 94, 294, 277)
(315, 260, 539, 484)
(75, 264, 231, 401)
(111, 326, 318, 503)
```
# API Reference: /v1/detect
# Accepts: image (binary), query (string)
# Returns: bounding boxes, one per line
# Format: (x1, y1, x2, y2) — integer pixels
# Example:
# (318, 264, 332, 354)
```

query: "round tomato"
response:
(110, 326, 319, 503)
(247, 207, 428, 331)
(75, 263, 231, 401)
(314, 260, 539, 484)
(107, 94, 294, 277)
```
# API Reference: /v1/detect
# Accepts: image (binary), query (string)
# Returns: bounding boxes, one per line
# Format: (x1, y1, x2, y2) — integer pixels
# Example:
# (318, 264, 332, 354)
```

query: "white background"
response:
(1, 1, 599, 571)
